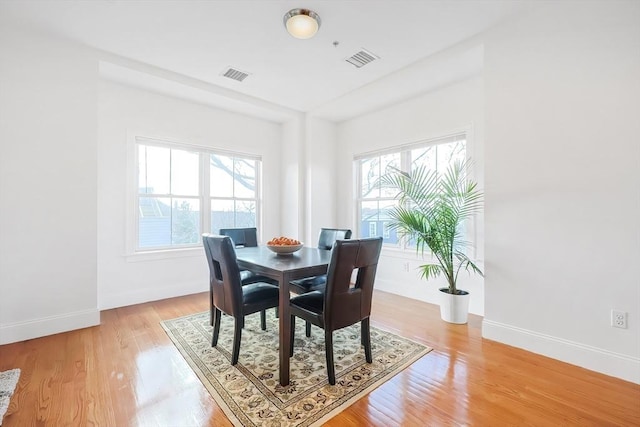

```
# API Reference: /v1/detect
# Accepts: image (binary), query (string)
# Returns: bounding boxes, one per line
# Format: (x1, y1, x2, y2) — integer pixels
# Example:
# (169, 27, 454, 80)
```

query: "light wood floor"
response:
(1, 291, 638, 426)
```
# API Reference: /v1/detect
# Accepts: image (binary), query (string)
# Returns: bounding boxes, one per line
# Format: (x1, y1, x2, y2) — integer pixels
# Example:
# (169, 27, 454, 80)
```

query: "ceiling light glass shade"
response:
(283, 9, 321, 39)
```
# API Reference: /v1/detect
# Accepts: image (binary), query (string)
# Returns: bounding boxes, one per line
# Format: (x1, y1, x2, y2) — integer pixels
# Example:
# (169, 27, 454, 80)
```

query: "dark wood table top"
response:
(235, 246, 331, 277)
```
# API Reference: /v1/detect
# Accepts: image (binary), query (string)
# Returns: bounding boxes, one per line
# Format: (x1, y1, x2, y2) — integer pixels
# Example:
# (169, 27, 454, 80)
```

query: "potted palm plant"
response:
(380, 160, 483, 324)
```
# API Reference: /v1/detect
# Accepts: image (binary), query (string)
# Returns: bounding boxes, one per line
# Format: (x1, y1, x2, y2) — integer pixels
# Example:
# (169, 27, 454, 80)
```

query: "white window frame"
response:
(354, 132, 476, 256)
(126, 135, 262, 260)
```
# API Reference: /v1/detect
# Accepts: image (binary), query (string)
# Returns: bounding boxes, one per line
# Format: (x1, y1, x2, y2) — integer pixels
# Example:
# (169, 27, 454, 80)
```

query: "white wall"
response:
(336, 76, 486, 315)
(304, 116, 339, 244)
(97, 80, 282, 309)
(0, 27, 100, 344)
(280, 118, 304, 239)
(483, 1, 640, 383)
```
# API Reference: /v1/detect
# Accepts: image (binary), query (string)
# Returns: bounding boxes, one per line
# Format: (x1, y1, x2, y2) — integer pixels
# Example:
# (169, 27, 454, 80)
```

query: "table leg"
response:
(279, 271, 291, 386)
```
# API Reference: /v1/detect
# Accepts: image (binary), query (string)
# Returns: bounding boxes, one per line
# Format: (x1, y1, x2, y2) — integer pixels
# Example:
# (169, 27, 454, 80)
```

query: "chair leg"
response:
(231, 317, 242, 365)
(260, 310, 267, 331)
(362, 318, 372, 363)
(211, 308, 222, 347)
(305, 321, 312, 337)
(209, 286, 214, 326)
(325, 329, 335, 385)
(290, 315, 296, 357)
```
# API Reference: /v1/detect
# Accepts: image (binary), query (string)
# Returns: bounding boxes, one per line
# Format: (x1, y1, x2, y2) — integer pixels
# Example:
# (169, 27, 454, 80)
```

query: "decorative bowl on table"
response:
(266, 237, 303, 255)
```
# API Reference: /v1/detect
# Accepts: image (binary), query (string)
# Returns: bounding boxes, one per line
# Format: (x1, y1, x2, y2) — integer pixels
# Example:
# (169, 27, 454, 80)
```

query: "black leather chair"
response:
(289, 228, 352, 336)
(289, 237, 383, 385)
(218, 227, 258, 247)
(219, 227, 278, 287)
(202, 234, 279, 365)
(289, 228, 352, 294)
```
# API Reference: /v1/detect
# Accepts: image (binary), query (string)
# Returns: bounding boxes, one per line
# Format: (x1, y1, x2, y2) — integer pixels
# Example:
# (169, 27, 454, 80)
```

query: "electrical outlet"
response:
(611, 310, 627, 329)
(403, 262, 410, 272)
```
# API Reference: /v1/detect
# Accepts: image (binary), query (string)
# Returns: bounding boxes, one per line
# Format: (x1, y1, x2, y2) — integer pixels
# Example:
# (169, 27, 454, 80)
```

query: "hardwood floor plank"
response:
(0, 290, 638, 426)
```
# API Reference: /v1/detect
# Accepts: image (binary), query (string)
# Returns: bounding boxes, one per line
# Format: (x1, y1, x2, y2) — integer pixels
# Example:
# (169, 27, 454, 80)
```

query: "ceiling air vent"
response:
(345, 49, 379, 68)
(221, 67, 250, 82)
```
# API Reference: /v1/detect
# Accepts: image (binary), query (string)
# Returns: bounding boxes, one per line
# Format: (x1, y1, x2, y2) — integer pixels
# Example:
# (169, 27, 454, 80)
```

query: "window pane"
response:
(138, 196, 171, 248)
(234, 158, 256, 198)
(379, 199, 399, 244)
(138, 145, 148, 193)
(437, 140, 466, 173)
(380, 153, 401, 198)
(210, 154, 234, 197)
(171, 198, 200, 245)
(361, 157, 380, 199)
(171, 149, 199, 196)
(211, 199, 235, 231)
(361, 199, 399, 244)
(411, 145, 436, 172)
(140, 145, 170, 194)
(360, 201, 378, 238)
(235, 200, 256, 228)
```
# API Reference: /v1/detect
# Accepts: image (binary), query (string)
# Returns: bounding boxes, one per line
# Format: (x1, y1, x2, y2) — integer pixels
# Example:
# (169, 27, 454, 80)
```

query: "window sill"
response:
(126, 247, 202, 263)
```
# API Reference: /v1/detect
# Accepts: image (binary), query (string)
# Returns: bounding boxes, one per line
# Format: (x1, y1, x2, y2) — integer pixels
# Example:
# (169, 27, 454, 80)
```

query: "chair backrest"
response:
(323, 237, 383, 330)
(202, 234, 243, 317)
(317, 228, 352, 250)
(219, 227, 258, 248)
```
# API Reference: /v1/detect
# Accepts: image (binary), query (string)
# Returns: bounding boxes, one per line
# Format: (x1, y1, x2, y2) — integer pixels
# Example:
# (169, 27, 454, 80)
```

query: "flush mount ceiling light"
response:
(283, 8, 321, 39)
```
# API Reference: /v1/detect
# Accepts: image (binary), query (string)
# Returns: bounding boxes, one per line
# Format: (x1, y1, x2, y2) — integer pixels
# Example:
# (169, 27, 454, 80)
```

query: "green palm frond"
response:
(380, 159, 484, 294)
(419, 264, 445, 281)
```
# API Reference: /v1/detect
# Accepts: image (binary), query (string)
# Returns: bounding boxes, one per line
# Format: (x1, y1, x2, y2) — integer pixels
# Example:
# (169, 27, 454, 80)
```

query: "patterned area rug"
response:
(0, 368, 20, 424)
(161, 311, 431, 426)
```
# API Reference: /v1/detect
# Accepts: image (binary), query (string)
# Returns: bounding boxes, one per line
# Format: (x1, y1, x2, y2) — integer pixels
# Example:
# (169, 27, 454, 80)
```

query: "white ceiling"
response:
(0, 0, 533, 122)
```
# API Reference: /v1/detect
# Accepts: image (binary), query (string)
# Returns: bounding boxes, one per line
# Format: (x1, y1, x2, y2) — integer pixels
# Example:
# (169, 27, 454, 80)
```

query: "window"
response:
(135, 137, 261, 251)
(369, 222, 377, 237)
(355, 133, 467, 249)
(382, 222, 390, 239)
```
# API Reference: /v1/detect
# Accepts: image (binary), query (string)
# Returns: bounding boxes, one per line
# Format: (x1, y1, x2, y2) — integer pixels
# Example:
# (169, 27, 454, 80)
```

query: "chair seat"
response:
(242, 282, 279, 306)
(289, 274, 327, 293)
(240, 270, 278, 286)
(290, 291, 324, 314)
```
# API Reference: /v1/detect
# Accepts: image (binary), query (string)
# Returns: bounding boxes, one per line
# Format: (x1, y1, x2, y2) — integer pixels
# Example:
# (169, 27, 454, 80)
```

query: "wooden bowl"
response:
(266, 243, 303, 255)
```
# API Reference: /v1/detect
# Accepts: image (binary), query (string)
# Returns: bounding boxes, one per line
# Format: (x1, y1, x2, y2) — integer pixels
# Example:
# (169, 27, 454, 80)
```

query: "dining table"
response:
(235, 245, 332, 386)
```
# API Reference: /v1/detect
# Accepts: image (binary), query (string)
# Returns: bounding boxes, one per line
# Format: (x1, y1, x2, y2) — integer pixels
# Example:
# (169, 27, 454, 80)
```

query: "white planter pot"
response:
(439, 288, 470, 324)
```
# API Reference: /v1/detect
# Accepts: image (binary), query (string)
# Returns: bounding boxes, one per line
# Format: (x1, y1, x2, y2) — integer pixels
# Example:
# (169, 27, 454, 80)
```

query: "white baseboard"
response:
(0, 309, 100, 345)
(0, 280, 207, 345)
(483, 319, 640, 384)
(375, 277, 485, 316)
(99, 280, 207, 310)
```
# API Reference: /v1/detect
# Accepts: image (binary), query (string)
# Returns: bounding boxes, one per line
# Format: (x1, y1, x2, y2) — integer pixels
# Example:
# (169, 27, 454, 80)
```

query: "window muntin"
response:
(355, 134, 467, 250)
(135, 138, 260, 252)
